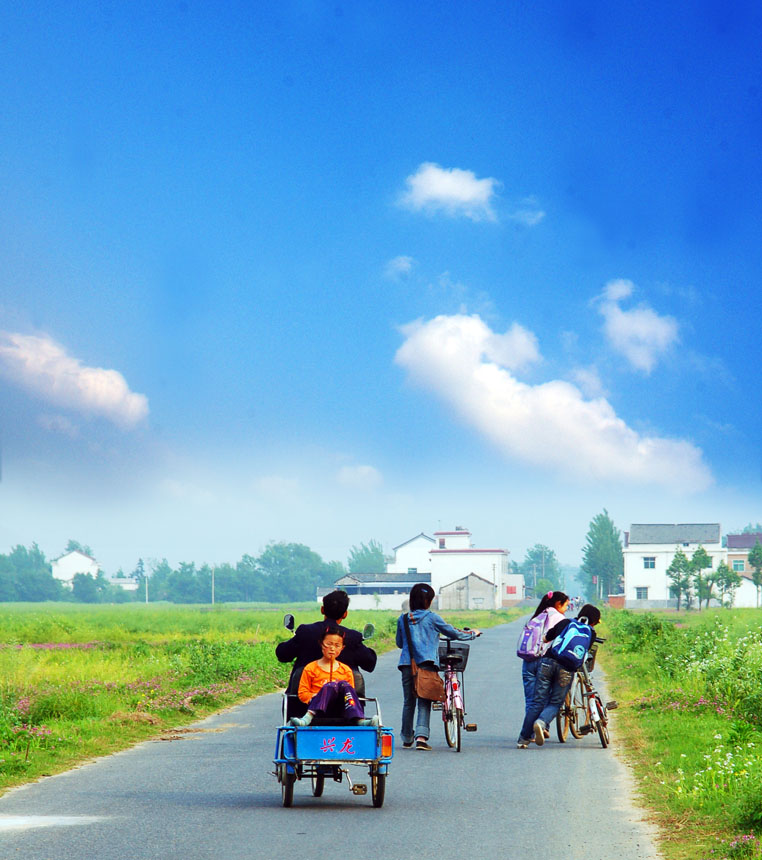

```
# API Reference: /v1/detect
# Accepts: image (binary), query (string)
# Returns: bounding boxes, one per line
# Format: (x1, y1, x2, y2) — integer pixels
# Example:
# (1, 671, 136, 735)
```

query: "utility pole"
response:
(145, 575, 148, 604)
(211, 565, 215, 605)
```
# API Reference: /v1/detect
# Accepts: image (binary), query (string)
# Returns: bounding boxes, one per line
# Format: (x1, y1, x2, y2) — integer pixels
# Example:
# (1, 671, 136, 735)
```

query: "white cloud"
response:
(384, 255, 415, 279)
(598, 280, 679, 373)
(508, 198, 546, 226)
(569, 366, 607, 399)
(0, 332, 148, 428)
(399, 162, 499, 221)
(336, 464, 383, 490)
(395, 314, 712, 492)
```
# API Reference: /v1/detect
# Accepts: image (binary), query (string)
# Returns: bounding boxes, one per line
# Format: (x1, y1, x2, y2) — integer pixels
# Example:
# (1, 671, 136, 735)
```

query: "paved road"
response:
(0, 620, 661, 860)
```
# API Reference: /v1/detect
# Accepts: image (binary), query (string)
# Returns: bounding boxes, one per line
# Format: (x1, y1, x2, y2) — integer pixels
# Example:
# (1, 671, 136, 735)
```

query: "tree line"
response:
(0, 539, 389, 604)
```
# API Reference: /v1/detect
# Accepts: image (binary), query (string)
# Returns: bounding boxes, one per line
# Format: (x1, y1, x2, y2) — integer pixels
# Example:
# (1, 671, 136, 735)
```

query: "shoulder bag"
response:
(403, 613, 445, 702)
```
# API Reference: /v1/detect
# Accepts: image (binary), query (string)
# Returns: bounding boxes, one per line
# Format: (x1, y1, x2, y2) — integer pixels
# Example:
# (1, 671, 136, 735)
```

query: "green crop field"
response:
(0, 602, 516, 792)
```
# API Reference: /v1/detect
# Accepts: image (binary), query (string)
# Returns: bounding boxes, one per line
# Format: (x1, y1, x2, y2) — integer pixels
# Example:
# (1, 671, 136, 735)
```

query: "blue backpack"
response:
(516, 609, 551, 661)
(549, 618, 594, 670)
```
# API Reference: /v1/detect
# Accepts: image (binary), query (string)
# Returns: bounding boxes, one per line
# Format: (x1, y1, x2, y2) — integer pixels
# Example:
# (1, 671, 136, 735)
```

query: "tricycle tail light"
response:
(381, 734, 393, 757)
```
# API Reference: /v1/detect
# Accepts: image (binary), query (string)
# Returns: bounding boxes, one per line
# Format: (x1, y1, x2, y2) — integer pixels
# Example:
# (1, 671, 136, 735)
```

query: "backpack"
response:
(516, 609, 551, 661)
(548, 618, 594, 670)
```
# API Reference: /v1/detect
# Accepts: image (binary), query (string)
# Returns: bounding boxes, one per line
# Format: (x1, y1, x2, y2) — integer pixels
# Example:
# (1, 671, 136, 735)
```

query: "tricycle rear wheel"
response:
(311, 774, 324, 797)
(280, 766, 295, 807)
(371, 768, 385, 808)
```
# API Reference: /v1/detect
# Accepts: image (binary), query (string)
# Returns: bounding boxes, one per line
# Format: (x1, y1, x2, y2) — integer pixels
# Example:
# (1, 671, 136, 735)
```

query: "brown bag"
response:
(411, 658, 445, 702)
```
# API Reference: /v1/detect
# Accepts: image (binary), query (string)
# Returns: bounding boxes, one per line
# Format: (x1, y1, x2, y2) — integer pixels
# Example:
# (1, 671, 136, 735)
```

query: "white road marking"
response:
(0, 815, 104, 832)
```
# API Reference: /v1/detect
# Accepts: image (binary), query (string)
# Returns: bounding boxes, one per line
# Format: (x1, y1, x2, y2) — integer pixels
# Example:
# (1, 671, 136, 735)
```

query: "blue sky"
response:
(1, 1, 760, 574)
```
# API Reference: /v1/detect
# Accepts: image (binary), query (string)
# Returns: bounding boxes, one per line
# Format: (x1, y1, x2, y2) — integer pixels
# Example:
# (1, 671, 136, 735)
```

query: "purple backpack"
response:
(516, 609, 551, 661)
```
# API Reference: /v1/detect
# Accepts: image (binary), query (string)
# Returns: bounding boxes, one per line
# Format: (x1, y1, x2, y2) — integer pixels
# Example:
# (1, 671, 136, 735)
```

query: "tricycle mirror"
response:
(362, 623, 375, 640)
(283, 613, 295, 631)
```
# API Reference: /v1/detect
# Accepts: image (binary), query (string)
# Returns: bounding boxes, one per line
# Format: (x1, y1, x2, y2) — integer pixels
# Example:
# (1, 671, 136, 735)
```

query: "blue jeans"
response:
(521, 657, 541, 708)
(518, 657, 573, 741)
(400, 664, 432, 743)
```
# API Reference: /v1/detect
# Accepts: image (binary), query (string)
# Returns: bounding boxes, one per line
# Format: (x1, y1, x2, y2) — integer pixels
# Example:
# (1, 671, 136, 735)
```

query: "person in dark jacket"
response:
(276, 590, 377, 717)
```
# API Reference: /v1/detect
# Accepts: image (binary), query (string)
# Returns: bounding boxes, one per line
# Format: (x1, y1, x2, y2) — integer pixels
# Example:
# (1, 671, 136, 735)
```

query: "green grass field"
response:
(603, 608, 762, 860)
(0, 602, 516, 792)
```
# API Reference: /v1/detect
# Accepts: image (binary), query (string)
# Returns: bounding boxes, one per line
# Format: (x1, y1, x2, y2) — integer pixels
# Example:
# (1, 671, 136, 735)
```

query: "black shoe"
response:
(415, 739, 432, 750)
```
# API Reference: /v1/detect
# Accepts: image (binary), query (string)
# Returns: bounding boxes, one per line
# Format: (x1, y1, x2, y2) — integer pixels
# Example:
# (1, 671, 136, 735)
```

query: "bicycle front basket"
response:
(438, 640, 470, 671)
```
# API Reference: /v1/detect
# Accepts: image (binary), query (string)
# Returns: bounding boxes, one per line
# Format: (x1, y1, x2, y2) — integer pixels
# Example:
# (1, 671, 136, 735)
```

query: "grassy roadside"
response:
(601, 609, 762, 860)
(0, 603, 519, 794)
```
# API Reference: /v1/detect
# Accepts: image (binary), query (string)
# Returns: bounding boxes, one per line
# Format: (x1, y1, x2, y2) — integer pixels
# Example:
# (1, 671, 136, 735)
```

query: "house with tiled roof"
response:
(622, 523, 759, 608)
(323, 527, 519, 610)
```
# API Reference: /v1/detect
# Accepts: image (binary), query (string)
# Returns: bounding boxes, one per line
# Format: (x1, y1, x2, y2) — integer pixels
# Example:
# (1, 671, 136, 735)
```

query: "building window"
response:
(733, 560, 745, 572)
(407, 567, 417, 574)
(506, 585, 516, 594)
(643, 557, 655, 569)
(438, 538, 445, 549)
(635, 587, 649, 600)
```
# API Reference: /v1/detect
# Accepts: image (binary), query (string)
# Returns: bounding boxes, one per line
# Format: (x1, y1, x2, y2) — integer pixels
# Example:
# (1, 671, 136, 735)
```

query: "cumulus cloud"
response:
(336, 464, 383, 490)
(598, 279, 679, 373)
(399, 162, 499, 221)
(395, 314, 712, 492)
(569, 366, 607, 399)
(384, 256, 415, 279)
(0, 332, 148, 428)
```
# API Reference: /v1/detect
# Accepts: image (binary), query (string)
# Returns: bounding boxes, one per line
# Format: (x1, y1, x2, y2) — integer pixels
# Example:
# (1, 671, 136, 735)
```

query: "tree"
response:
(257, 542, 337, 602)
(666, 549, 692, 611)
(690, 546, 713, 610)
(748, 541, 762, 608)
(715, 561, 742, 607)
(71, 572, 99, 602)
(520, 545, 561, 594)
(347, 540, 385, 574)
(65, 539, 94, 557)
(580, 511, 623, 601)
(9, 544, 63, 601)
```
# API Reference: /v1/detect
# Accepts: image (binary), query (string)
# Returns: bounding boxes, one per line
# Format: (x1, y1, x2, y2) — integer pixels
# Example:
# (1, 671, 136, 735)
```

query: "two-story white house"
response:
(324, 527, 518, 610)
(51, 549, 100, 587)
(622, 523, 725, 608)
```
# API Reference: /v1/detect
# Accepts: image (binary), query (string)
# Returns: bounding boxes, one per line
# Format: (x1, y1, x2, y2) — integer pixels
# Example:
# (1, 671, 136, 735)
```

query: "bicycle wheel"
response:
(569, 677, 586, 739)
(556, 690, 572, 742)
(444, 701, 458, 748)
(371, 766, 386, 808)
(594, 697, 609, 748)
(453, 706, 463, 752)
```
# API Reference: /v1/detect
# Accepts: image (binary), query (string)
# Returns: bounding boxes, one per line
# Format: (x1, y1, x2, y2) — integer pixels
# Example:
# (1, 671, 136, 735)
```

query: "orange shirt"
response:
(298, 659, 354, 703)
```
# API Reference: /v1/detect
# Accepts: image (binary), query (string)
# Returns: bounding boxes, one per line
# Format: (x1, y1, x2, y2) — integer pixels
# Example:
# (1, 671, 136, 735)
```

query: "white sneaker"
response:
(359, 716, 380, 727)
(533, 720, 545, 746)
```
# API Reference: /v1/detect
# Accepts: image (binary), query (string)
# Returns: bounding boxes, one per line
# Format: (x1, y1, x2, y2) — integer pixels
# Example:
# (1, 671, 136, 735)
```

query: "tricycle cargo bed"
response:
(275, 725, 394, 764)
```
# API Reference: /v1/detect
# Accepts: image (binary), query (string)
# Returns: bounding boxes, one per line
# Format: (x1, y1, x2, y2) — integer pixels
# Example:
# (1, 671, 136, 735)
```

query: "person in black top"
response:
(276, 589, 377, 671)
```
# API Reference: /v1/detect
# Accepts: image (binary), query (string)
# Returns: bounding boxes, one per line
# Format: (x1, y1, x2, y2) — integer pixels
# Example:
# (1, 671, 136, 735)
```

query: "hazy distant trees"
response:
(347, 540, 386, 573)
(519, 544, 562, 595)
(0, 539, 353, 604)
(580, 511, 623, 601)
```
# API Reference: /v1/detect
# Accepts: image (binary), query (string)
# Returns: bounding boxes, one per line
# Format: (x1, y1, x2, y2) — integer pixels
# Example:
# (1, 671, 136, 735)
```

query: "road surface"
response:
(0, 619, 661, 859)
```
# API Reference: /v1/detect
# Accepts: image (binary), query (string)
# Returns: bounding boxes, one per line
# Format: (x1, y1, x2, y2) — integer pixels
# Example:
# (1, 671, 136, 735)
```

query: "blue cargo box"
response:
(275, 726, 393, 764)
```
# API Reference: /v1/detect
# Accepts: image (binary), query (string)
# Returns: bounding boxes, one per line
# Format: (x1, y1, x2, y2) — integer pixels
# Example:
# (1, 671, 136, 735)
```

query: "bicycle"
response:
(556, 637, 618, 749)
(437, 633, 479, 752)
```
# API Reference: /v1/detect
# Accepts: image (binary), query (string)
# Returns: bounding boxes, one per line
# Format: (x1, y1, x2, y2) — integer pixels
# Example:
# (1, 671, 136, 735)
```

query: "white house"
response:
(725, 533, 762, 608)
(323, 527, 515, 610)
(622, 523, 725, 608)
(51, 549, 99, 587)
(428, 528, 511, 609)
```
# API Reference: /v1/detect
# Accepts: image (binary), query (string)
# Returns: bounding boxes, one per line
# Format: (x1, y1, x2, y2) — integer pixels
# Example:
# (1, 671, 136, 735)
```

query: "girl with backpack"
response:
(516, 591, 569, 744)
(516, 603, 601, 748)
